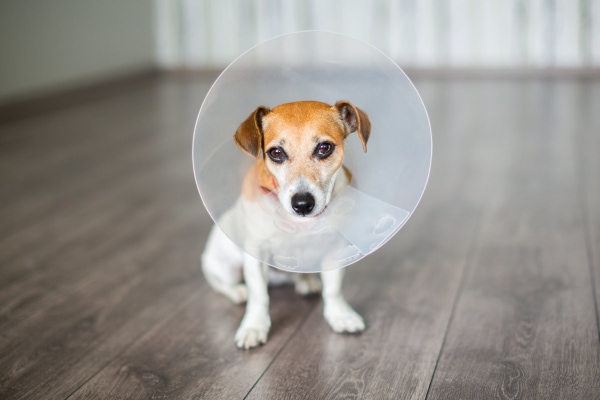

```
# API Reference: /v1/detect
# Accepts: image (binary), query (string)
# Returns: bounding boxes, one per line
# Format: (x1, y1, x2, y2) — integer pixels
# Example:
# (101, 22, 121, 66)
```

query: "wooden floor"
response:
(1, 74, 599, 399)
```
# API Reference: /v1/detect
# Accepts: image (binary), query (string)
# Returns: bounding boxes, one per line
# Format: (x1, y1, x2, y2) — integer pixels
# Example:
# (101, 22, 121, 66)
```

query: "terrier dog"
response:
(201, 100, 370, 349)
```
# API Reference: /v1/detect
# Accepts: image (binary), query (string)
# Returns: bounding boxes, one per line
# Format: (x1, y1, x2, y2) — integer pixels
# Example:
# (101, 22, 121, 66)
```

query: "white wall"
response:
(156, 0, 600, 70)
(1, 0, 598, 104)
(0, 0, 155, 103)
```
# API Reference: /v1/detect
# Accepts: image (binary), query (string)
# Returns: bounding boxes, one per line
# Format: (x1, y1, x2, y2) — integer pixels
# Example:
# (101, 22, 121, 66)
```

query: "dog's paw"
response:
(324, 298, 365, 334)
(294, 274, 322, 296)
(235, 313, 271, 349)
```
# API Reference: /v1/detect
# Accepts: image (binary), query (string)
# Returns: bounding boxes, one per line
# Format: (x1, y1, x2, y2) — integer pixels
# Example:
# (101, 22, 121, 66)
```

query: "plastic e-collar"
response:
(193, 31, 431, 272)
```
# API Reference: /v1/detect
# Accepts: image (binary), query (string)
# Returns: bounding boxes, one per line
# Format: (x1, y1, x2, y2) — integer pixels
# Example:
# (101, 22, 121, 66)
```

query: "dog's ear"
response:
(334, 101, 371, 152)
(234, 106, 270, 158)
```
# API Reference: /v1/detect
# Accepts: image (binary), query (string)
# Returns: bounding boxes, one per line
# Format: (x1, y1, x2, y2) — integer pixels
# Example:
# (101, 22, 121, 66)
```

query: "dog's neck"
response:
(241, 158, 277, 200)
(256, 158, 278, 193)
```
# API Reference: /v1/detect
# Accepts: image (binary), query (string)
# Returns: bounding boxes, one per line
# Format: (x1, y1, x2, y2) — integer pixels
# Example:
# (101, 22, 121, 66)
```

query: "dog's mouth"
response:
(312, 206, 327, 217)
(287, 206, 327, 219)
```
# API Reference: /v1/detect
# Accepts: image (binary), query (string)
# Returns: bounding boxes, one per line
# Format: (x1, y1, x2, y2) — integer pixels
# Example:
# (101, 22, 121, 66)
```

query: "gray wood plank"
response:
(0, 226, 201, 399)
(0, 77, 215, 399)
(426, 81, 600, 399)
(0, 80, 209, 283)
(244, 80, 497, 400)
(2, 75, 600, 400)
(69, 287, 318, 399)
(0, 81, 207, 333)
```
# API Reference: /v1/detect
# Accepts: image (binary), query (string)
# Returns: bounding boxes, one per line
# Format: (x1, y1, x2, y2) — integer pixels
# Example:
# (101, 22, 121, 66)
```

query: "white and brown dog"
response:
(201, 100, 370, 349)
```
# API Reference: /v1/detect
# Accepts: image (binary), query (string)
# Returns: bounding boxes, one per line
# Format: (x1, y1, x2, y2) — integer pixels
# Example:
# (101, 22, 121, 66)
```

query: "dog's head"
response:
(234, 100, 370, 217)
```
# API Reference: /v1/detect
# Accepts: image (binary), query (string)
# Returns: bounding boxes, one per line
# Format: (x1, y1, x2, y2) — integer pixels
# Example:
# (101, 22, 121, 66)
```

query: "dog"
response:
(201, 100, 371, 349)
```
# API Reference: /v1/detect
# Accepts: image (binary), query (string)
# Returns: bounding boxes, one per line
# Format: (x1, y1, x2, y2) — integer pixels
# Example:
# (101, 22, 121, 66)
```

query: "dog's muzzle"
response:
(291, 192, 315, 216)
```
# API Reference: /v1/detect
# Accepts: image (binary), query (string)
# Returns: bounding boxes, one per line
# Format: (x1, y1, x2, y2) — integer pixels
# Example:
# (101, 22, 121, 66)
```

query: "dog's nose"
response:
(291, 192, 315, 216)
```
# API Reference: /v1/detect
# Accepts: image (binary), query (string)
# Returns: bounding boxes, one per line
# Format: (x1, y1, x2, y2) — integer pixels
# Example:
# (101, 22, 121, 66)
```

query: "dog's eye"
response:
(267, 147, 287, 163)
(314, 142, 335, 159)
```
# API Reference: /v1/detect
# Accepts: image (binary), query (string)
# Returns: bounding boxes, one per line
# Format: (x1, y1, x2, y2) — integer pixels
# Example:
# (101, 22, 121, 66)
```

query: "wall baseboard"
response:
(2, 66, 599, 124)
(0, 67, 160, 124)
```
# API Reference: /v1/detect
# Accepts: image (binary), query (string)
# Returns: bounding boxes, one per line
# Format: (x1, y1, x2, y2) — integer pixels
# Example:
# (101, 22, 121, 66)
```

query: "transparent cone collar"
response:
(193, 32, 431, 272)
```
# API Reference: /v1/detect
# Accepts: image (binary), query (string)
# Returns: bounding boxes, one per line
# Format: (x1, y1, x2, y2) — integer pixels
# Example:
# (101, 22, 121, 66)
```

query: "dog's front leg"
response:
(321, 269, 365, 333)
(235, 253, 271, 349)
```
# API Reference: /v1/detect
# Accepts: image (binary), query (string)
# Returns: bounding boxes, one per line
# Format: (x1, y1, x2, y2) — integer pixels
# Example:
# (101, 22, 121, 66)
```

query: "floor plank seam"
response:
(424, 196, 488, 400)
(62, 288, 200, 400)
(242, 300, 321, 400)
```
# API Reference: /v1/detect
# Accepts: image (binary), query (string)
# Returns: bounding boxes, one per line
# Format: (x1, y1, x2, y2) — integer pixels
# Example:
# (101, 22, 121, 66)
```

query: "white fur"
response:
(202, 101, 367, 348)
(201, 172, 365, 349)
